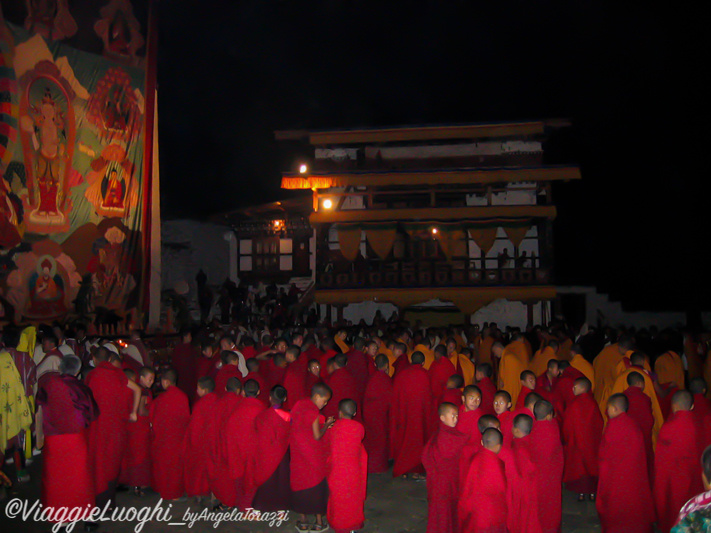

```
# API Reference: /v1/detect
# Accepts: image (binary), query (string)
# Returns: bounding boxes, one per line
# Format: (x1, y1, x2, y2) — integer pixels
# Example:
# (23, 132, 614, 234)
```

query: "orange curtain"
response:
(438, 228, 466, 261)
(364, 228, 398, 259)
(504, 225, 531, 248)
(468, 227, 498, 255)
(336, 226, 362, 261)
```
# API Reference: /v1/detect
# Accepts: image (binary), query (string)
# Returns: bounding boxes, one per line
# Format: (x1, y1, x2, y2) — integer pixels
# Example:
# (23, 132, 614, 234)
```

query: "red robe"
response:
(346, 348, 371, 404)
(120, 386, 152, 487)
(37, 374, 98, 519)
(477, 376, 497, 416)
(326, 418, 368, 532)
(208, 393, 242, 506)
(86, 361, 132, 498)
(625, 386, 655, 477)
(183, 392, 218, 497)
(252, 406, 291, 489)
(323, 367, 361, 421)
(150, 385, 191, 499)
(171, 342, 199, 404)
(244, 370, 269, 404)
(263, 358, 287, 390)
(196, 355, 220, 380)
(534, 373, 556, 403)
(421, 422, 467, 533)
(283, 358, 309, 411)
(552, 366, 584, 422)
(363, 370, 393, 473)
(596, 413, 655, 533)
(515, 386, 534, 410)
(214, 364, 243, 398)
(390, 365, 434, 477)
(459, 448, 507, 533)
(225, 396, 266, 509)
(502, 437, 543, 533)
(529, 420, 564, 533)
(392, 353, 410, 376)
(457, 409, 484, 484)
(290, 399, 327, 492)
(439, 388, 463, 408)
(429, 357, 456, 400)
(319, 349, 338, 379)
(497, 410, 514, 447)
(562, 392, 603, 494)
(653, 410, 704, 533)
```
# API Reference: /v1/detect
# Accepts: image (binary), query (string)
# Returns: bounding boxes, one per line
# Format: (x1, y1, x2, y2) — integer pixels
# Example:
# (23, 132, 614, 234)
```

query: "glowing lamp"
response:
(431, 227, 439, 235)
(322, 199, 333, 209)
(299, 164, 308, 174)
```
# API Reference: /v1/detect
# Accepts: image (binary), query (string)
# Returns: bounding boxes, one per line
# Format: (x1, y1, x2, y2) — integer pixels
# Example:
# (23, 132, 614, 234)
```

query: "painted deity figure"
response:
(101, 169, 125, 209)
(27, 255, 66, 317)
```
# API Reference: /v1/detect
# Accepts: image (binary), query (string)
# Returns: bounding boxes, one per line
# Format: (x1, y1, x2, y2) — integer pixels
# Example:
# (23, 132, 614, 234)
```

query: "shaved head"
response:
(608, 393, 629, 413)
(524, 392, 543, 411)
(478, 414, 500, 434)
(438, 402, 458, 417)
(690, 378, 707, 395)
(630, 351, 646, 367)
(533, 399, 554, 420)
(626, 371, 645, 388)
(574, 377, 591, 392)
(339, 399, 357, 419)
(513, 413, 533, 436)
(482, 427, 503, 450)
(672, 390, 693, 411)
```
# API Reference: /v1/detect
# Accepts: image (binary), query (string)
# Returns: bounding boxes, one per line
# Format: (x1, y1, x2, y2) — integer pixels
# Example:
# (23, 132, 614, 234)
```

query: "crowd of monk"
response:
(3, 320, 711, 533)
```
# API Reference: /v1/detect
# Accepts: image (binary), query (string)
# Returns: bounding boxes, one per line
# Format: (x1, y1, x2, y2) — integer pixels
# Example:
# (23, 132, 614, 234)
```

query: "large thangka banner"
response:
(0, 0, 155, 325)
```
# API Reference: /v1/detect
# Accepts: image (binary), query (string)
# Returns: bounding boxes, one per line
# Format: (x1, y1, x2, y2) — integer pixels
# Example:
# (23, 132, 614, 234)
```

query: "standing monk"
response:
(208, 378, 243, 510)
(363, 355, 393, 473)
(653, 390, 704, 533)
(150, 368, 191, 500)
(504, 414, 543, 533)
(562, 377, 603, 501)
(171, 329, 199, 405)
(569, 343, 595, 391)
(494, 341, 525, 408)
(86, 346, 140, 508)
(122, 367, 155, 496)
(390, 351, 434, 479)
(593, 335, 634, 408)
(184, 377, 218, 499)
(325, 399, 368, 533)
(529, 400, 564, 533)
(422, 402, 467, 533)
(475, 362, 497, 415)
(323, 353, 360, 421)
(36, 355, 98, 527)
(429, 345, 456, 400)
(597, 393, 655, 533)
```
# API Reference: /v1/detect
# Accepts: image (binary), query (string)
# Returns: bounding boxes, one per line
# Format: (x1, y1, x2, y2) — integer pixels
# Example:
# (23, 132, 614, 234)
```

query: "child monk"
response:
(244, 358, 269, 404)
(323, 353, 360, 421)
(422, 402, 467, 533)
(475, 362, 497, 415)
(225, 379, 266, 510)
(493, 390, 513, 444)
(653, 390, 704, 533)
(439, 374, 464, 407)
(363, 354, 393, 473)
(283, 345, 309, 410)
(251, 385, 292, 512)
(529, 400, 564, 533)
(515, 370, 537, 410)
(150, 368, 191, 500)
(121, 366, 155, 496)
(325, 399, 368, 533)
(597, 393, 655, 533)
(458, 427, 507, 533)
(214, 350, 244, 397)
(307, 359, 322, 390)
(505, 414, 543, 533)
(390, 351, 434, 479)
(196, 338, 220, 380)
(624, 371, 655, 476)
(290, 383, 335, 532)
(457, 385, 483, 439)
(184, 376, 218, 500)
(208, 378, 243, 510)
(534, 359, 559, 403)
(562, 377, 603, 501)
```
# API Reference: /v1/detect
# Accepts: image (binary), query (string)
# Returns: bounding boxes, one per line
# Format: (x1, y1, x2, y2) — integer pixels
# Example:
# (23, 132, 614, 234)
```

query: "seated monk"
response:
(422, 402, 467, 533)
(596, 393, 655, 533)
(458, 427, 507, 533)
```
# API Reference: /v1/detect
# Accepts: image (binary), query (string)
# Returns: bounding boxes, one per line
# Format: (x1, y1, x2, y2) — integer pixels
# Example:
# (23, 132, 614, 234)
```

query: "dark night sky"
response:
(156, 0, 709, 314)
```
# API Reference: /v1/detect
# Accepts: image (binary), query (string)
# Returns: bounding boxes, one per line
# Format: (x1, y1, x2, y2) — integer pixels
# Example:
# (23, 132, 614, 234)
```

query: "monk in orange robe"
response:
(569, 343, 595, 391)
(494, 341, 525, 405)
(593, 335, 634, 407)
(654, 349, 685, 391)
(478, 329, 496, 366)
(445, 337, 475, 387)
(503, 332, 531, 367)
(529, 341, 559, 379)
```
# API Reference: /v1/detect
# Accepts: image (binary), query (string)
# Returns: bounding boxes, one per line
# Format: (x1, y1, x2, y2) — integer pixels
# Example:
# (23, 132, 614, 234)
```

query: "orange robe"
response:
(479, 336, 495, 365)
(503, 339, 530, 367)
(412, 344, 435, 370)
(449, 352, 476, 387)
(498, 353, 525, 408)
(610, 367, 664, 445)
(528, 346, 557, 378)
(570, 353, 595, 391)
(557, 338, 573, 361)
(684, 337, 703, 381)
(593, 344, 624, 408)
(654, 351, 685, 390)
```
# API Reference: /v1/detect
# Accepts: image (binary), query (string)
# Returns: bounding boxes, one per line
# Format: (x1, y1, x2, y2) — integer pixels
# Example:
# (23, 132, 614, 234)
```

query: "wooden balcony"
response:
(316, 261, 550, 290)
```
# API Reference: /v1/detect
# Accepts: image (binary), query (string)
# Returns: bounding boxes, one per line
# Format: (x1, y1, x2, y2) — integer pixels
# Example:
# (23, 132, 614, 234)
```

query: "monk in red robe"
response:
(214, 350, 245, 397)
(171, 329, 199, 405)
(290, 383, 334, 532)
(534, 359, 560, 403)
(36, 355, 98, 524)
(86, 346, 140, 508)
(475, 362, 497, 415)
(225, 378, 266, 510)
(345, 338, 371, 403)
(363, 354, 393, 473)
(624, 371, 655, 477)
(438, 375, 464, 408)
(323, 353, 360, 421)
(390, 351, 434, 478)
(325, 399, 368, 533)
(429, 345, 456, 400)
(121, 366, 155, 495)
(150, 368, 191, 500)
(208, 378, 243, 509)
(458, 427, 507, 533)
(515, 370, 536, 409)
(597, 393, 656, 533)
(551, 361, 585, 421)
(653, 390, 704, 533)
(494, 390, 513, 445)
(283, 345, 309, 411)
(530, 400, 564, 533)
(562, 377, 603, 499)
(184, 376, 218, 499)
(251, 385, 292, 512)
(422, 402, 467, 533)
(244, 358, 270, 404)
(503, 413, 543, 533)
(196, 339, 220, 380)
